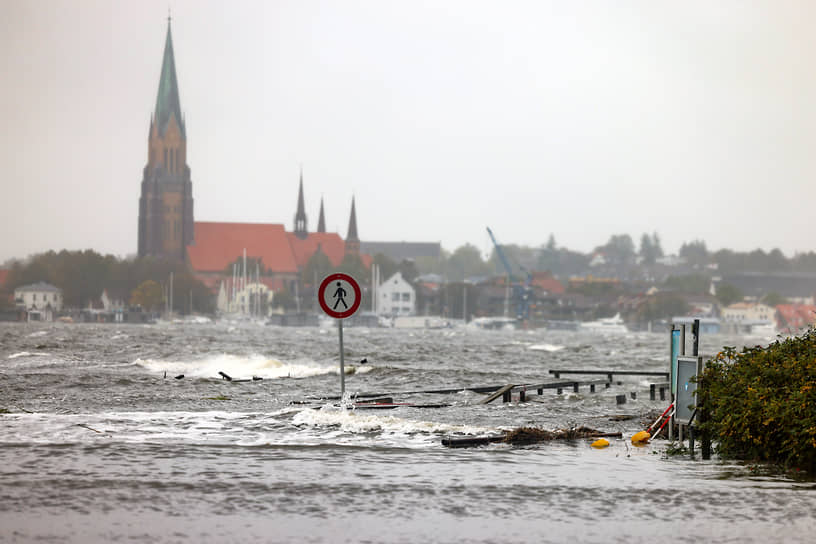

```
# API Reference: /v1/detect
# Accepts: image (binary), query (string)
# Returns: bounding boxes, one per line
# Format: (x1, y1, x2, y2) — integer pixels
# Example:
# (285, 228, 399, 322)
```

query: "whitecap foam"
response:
(134, 353, 353, 380)
(292, 405, 493, 436)
(528, 343, 565, 352)
(8, 351, 45, 359)
(27, 331, 48, 338)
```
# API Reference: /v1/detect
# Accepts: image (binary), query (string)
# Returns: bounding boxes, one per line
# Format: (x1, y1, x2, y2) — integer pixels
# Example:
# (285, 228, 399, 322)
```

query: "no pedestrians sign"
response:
(318, 273, 361, 319)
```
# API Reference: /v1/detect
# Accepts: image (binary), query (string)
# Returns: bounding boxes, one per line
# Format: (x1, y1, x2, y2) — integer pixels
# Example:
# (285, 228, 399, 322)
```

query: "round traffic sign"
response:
(318, 273, 361, 319)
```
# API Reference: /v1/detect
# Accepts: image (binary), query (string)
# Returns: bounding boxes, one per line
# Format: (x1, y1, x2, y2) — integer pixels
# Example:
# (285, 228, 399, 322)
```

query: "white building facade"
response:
(721, 302, 775, 323)
(15, 282, 63, 321)
(376, 272, 416, 317)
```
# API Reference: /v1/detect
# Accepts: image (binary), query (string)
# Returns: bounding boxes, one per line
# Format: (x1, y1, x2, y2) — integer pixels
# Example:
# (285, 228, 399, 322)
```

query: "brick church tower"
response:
(138, 18, 194, 259)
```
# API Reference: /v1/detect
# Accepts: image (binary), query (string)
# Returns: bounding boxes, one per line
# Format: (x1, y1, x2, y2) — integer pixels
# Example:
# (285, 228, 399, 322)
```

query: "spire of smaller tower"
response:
(345, 196, 360, 255)
(317, 197, 326, 233)
(346, 197, 359, 241)
(294, 168, 308, 239)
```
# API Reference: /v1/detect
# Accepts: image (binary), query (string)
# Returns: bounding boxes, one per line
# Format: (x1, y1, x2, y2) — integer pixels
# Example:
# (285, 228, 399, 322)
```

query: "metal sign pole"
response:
(338, 318, 345, 396)
(317, 273, 361, 402)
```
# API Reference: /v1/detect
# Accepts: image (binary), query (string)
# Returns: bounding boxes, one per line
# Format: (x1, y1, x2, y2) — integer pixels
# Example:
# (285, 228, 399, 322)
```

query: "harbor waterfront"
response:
(1, 321, 815, 543)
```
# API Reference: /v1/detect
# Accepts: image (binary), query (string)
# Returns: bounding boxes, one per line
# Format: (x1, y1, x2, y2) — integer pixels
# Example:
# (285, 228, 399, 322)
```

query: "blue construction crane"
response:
(486, 227, 533, 321)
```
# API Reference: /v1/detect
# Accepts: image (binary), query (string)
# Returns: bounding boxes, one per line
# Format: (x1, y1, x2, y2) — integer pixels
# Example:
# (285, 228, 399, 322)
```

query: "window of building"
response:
(392, 293, 400, 301)
(33, 294, 37, 301)
(402, 293, 411, 301)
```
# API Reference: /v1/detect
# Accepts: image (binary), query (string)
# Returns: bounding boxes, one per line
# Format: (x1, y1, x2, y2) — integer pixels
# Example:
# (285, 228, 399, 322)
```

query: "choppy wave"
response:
(134, 353, 372, 380)
(8, 351, 47, 359)
(293, 405, 493, 437)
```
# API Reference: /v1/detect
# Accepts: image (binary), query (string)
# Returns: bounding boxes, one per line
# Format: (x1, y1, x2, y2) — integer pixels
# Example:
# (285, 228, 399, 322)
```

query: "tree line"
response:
(0, 250, 214, 314)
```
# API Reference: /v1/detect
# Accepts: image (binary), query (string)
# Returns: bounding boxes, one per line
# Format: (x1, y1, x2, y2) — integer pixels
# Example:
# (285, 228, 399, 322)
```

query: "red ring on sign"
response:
(318, 273, 362, 319)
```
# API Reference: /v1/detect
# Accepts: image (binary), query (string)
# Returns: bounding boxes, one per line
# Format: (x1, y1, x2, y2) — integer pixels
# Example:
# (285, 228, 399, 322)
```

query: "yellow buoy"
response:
(631, 430, 651, 444)
(591, 438, 610, 449)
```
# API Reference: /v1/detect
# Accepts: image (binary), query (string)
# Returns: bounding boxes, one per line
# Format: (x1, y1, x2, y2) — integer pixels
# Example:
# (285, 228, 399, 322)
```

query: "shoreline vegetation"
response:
(701, 328, 816, 475)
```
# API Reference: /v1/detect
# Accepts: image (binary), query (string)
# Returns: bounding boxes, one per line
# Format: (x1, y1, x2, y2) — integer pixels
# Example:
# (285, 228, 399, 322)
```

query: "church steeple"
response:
(345, 196, 359, 255)
(138, 17, 194, 260)
(154, 18, 185, 137)
(294, 168, 308, 239)
(317, 197, 326, 233)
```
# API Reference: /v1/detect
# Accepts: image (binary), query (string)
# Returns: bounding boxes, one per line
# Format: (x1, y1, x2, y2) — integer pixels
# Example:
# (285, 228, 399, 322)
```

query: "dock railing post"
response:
(692, 319, 700, 356)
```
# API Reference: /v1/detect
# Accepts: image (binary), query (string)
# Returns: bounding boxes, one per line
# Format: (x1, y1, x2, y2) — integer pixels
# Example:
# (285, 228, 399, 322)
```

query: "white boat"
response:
(580, 313, 628, 333)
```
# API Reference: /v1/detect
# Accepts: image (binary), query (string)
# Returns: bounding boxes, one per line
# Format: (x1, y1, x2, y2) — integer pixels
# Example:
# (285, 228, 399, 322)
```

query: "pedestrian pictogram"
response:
(332, 282, 348, 310)
(318, 273, 361, 319)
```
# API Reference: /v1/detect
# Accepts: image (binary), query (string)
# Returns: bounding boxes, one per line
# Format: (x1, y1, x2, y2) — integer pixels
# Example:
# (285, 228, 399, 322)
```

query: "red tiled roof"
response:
(187, 222, 298, 274)
(286, 232, 347, 268)
(776, 304, 816, 330)
(531, 272, 565, 294)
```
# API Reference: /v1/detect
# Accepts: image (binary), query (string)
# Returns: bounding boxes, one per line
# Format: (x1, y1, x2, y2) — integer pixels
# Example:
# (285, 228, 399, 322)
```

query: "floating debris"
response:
(443, 426, 622, 448)
(503, 426, 621, 445)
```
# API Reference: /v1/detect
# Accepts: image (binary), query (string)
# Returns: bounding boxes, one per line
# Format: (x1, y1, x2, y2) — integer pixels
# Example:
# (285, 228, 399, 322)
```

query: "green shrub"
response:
(700, 329, 816, 474)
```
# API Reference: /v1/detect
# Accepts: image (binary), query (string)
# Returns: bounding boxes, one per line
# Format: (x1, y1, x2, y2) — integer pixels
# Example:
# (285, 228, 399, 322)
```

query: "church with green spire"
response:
(137, 17, 194, 260)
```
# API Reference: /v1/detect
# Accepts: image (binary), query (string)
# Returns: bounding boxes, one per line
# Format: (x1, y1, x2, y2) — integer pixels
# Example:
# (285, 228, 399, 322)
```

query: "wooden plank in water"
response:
(481, 384, 515, 404)
(441, 434, 507, 448)
(352, 402, 451, 410)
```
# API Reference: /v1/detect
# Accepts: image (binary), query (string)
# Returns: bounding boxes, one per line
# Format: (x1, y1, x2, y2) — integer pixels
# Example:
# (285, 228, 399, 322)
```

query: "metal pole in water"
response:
(338, 318, 345, 396)
(692, 318, 700, 356)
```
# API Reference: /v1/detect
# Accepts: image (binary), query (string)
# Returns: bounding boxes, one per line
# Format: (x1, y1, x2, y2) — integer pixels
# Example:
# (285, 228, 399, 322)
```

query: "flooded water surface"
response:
(1, 322, 814, 543)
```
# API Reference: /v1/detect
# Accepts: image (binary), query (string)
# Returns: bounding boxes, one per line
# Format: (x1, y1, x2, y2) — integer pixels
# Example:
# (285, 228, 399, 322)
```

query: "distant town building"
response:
(721, 302, 775, 323)
(530, 271, 565, 295)
(377, 272, 416, 316)
(15, 282, 63, 321)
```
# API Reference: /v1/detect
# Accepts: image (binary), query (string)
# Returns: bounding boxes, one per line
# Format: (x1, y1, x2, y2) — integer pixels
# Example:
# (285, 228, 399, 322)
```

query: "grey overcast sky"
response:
(2, 0, 816, 263)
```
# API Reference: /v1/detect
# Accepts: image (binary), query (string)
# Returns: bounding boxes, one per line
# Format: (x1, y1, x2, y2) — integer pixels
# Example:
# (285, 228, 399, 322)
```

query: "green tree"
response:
(337, 253, 368, 282)
(761, 292, 788, 307)
(664, 274, 710, 294)
(545, 233, 557, 251)
(302, 249, 334, 288)
(446, 244, 490, 282)
(596, 234, 636, 265)
(130, 280, 163, 312)
(715, 282, 743, 306)
(679, 240, 709, 267)
(639, 232, 664, 265)
(635, 294, 690, 322)
(398, 259, 419, 283)
(371, 253, 398, 284)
